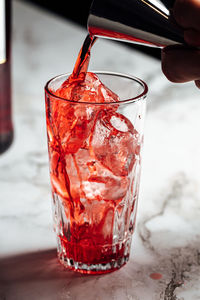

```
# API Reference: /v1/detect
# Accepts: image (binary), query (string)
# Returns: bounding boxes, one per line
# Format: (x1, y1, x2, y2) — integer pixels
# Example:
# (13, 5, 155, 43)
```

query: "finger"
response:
(184, 29, 200, 47)
(195, 79, 200, 88)
(173, 0, 200, 31)
(161, 45, 200, 83)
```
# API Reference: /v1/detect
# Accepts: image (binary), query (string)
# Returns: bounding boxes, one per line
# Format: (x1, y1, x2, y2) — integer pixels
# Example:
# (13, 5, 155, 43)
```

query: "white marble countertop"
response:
(1, 1, 200, 299)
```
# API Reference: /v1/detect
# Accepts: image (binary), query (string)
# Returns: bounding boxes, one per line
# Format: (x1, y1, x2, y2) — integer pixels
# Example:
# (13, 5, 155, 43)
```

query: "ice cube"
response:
(49, 72, 120, 155)
(54, 72, 120, 104)
(73, 148, 129, 202)
(90, 110, 139, 177)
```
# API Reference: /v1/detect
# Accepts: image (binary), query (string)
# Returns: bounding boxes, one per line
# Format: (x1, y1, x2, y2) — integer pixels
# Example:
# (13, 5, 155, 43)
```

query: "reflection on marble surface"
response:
(0, 0, 200, 299)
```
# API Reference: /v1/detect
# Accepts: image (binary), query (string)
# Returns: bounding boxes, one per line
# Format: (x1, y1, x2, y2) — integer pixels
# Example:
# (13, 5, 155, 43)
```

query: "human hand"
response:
(161, 0, 200, 89)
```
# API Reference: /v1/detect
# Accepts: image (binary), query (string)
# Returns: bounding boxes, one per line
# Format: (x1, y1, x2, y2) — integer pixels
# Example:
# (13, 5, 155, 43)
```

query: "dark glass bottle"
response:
(0, 0, 13, 154)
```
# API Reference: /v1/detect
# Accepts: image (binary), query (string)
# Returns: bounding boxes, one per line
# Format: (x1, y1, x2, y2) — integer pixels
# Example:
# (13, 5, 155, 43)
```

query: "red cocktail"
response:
(44, 35, 148, 274)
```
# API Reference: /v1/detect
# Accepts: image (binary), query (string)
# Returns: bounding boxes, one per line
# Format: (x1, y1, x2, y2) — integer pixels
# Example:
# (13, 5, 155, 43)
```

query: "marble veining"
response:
(0, 0, 200, 299)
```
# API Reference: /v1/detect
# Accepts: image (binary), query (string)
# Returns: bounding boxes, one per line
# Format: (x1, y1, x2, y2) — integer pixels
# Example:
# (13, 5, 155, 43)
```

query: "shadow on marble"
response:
(1, 240, 200, 300)
(0, 249, 84, 284)
(0, 248, 158, 300)
(0, 249, 128, 299)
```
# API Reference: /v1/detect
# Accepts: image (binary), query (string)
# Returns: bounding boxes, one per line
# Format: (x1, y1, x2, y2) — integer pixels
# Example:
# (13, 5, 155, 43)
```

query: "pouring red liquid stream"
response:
(71, 34, 97, 80)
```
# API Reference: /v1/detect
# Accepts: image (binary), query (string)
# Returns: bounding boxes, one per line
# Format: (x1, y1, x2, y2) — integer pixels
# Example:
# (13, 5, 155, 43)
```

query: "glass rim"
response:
(45, 71, 148, 106)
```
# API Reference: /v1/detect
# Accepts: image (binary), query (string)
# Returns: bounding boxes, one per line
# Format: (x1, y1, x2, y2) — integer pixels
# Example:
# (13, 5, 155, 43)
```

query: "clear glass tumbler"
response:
(45, 71, 148, 274)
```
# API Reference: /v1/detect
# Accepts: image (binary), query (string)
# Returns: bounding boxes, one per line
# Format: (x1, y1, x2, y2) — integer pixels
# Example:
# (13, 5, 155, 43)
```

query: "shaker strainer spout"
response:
(87, 0, 185, 48)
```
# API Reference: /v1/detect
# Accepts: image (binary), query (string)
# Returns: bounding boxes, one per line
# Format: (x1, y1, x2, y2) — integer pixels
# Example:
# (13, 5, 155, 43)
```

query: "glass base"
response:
(58, 252, 130, 275)
(57, 237, 131, 275)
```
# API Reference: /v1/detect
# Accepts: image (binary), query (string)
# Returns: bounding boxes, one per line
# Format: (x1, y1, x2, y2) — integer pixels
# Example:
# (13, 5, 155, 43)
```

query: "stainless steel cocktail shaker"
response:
(87, 0, 184, 47)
